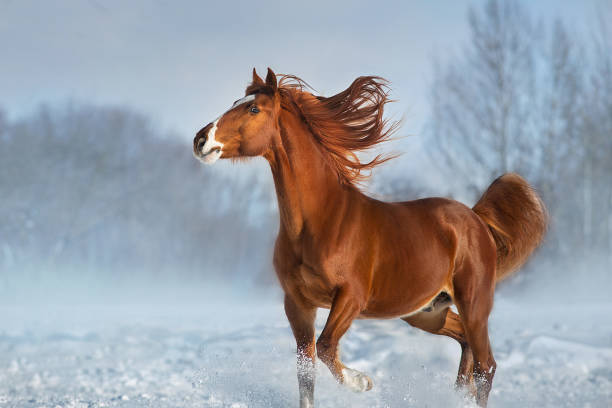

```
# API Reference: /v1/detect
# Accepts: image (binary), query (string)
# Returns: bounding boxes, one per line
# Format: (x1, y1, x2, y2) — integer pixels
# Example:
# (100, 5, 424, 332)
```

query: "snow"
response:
(0, 286, 610, 407)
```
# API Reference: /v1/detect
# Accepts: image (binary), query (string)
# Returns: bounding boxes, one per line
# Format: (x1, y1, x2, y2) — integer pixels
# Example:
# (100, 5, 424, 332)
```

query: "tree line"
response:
(1, 0, 609, 291)
(425, 0, 612, 276)
(0, 103, 278, 290)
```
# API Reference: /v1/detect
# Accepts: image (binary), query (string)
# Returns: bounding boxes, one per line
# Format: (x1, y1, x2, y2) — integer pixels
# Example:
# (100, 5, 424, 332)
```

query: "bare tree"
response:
(427, 0, 537, 194)
(582, 11, 612, 259)
(532, 20, 585, 253)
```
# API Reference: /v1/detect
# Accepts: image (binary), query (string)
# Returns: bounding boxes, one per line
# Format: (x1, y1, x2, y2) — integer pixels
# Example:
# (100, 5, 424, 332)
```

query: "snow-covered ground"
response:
(0, 284, 610, 407)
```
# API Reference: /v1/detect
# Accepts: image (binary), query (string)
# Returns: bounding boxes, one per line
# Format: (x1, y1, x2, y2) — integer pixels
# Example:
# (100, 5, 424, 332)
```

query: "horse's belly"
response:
(359, 289, 453, 319)
(360, 262, 454, 319)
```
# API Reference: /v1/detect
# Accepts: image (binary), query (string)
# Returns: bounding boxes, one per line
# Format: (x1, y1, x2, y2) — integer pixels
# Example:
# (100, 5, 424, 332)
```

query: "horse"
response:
(193, 68, 547, 407)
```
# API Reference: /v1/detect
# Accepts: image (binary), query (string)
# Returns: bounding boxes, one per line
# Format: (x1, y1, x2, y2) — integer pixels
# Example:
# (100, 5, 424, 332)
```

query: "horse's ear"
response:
(252, 68, 264, 85)
(266, 68, 277, 90)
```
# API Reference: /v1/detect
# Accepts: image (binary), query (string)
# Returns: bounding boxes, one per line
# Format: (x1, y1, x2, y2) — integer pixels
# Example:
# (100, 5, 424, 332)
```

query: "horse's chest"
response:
(275, 234, 338, 308)
(290, 263, 335, 308)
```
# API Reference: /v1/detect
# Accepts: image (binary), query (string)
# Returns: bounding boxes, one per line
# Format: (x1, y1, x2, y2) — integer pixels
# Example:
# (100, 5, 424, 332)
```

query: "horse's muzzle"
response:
(193, 124, 211, 156)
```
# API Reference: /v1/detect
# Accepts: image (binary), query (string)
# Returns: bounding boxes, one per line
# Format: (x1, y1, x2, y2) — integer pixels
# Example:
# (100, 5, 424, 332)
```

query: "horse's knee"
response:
(315, 337, 336, 365)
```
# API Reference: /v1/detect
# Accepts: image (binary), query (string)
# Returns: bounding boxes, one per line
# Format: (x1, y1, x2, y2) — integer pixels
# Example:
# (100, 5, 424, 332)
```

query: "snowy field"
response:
(0, 284, 610, 408)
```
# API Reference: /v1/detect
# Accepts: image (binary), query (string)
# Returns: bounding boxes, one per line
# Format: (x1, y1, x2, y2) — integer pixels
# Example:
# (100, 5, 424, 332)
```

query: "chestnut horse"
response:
(193, 68, 547, 407)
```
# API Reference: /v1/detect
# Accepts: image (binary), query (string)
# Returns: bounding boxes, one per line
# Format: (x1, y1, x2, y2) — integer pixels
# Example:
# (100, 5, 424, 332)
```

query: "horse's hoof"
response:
(299, 394, 314, 408)
(342, 367, 373, 392)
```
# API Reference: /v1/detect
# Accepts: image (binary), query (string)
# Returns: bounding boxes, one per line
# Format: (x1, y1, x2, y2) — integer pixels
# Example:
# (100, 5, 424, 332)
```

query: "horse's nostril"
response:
(195, 125, 210, 153)
(194, 133, 208, 153)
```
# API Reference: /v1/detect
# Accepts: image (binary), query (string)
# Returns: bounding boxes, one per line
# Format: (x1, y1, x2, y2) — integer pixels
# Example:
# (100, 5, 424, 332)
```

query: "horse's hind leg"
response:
(402, 308, 474, 390)
(316, 286, 372, 392)
(439, 310, 475, 389)
(459, 311, 496, 407)
(453, 263, 497, 407)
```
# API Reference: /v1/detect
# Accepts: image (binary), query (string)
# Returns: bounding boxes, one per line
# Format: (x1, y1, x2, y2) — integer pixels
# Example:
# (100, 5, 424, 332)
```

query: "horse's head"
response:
(193, 68, 280, 164)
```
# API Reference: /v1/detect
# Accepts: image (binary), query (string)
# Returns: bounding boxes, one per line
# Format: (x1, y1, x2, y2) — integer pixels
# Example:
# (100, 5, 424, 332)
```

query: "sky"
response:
(0, 0, 601, 142)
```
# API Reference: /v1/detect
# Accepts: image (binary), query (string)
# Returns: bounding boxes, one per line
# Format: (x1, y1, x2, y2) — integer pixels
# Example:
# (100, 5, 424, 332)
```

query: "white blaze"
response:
(196, 94, 257, 165)
(230, 94, 256, 109)
(197, 118, 223, 165)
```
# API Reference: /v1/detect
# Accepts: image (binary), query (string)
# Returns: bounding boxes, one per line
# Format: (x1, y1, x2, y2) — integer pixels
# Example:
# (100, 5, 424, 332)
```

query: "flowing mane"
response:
(246, 75, 399, 187)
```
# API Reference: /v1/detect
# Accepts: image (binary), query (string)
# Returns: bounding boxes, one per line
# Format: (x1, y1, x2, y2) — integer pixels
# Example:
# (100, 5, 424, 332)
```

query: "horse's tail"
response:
(473, 173, 548, 282)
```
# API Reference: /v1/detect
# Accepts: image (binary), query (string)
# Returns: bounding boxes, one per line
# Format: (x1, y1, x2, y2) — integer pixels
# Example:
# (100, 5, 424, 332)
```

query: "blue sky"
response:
(0, 0, 601, 141)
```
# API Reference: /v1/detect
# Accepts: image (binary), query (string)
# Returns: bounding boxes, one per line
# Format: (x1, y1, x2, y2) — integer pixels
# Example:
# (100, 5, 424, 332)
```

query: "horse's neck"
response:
(266, 109, 351, 240)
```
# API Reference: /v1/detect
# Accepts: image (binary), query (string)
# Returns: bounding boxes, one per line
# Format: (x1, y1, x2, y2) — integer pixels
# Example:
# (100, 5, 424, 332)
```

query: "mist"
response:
(1, 1, 611, 407)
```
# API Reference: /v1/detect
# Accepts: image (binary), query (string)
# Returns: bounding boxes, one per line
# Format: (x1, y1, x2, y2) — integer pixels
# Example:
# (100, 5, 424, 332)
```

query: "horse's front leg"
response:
(316, 286, 372, 392)
(284, 295, 317, 408)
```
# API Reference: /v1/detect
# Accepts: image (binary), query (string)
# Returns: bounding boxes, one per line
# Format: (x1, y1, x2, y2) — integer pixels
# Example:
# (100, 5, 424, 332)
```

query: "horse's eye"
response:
(250, 106, 260, 114)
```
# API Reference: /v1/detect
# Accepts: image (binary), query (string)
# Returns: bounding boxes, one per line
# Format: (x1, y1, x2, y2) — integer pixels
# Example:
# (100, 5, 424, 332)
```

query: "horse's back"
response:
(394, 196, 490, 240)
